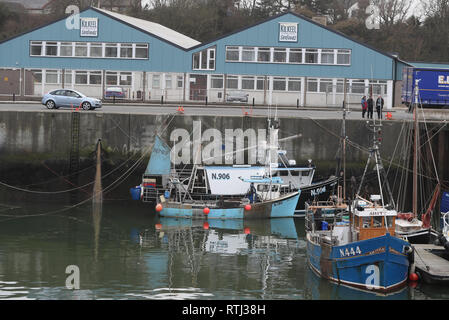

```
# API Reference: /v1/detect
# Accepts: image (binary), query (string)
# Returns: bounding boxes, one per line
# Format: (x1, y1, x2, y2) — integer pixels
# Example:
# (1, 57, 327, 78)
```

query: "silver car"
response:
(42, 89, 102, 110)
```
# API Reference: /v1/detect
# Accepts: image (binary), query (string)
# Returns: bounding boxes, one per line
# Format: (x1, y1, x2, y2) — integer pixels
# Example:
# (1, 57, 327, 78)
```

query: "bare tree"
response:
(372, 0, 412, 26)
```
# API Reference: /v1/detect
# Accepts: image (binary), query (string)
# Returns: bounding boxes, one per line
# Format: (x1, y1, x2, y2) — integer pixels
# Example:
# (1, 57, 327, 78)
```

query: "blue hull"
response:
(158, 192, 300, 219)
(306, 233, 410, 293)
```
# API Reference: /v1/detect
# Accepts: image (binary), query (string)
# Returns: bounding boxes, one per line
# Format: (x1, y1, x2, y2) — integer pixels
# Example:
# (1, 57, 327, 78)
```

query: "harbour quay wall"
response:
(0, 110, 447, 203)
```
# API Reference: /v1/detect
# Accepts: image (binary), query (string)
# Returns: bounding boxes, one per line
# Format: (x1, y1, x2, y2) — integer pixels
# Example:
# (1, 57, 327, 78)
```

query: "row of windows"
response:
(30, 69, 185, 89)
(29, 69, 386, 94)
(30, 69, 133, 86)
(151, 74, 184, 89)
(225, 46, 351, 65)
(210, 75, 301, 92)
(210, 75, 386, 94)
(30, 41, 149, 59)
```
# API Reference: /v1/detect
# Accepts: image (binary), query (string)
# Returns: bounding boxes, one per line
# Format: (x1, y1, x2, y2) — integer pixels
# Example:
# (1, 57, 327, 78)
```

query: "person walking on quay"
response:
(367, 95, 374, 119)
(376, 95, 384, 119)
(361, 96, 368, 118)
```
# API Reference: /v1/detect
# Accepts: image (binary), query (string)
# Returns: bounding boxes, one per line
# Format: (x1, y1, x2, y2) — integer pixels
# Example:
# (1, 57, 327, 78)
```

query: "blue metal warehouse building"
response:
(0, 6, 411, 109)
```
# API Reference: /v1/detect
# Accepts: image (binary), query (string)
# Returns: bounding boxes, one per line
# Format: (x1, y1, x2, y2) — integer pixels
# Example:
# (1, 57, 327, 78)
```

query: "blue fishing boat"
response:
(157, 175, 300, 219)
(305, 196, 412, 293)
(305, 113, 412, 294)
(135, 118, 337, 212)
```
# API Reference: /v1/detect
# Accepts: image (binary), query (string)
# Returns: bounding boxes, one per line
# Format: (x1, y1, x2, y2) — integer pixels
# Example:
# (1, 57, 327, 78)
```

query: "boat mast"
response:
(413, 79, 420, 218)
(342, 78, 347, 201)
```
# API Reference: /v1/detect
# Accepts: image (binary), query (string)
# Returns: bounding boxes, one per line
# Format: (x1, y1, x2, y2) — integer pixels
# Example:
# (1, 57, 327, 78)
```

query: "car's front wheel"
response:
(82, 101, 91, 110)
(45, 100, 56, 109)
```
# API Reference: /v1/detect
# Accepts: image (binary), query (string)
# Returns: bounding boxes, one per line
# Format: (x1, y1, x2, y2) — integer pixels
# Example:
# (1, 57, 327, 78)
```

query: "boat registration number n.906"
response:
(339, 246, 362, 257)
(211, 173, 230, 180)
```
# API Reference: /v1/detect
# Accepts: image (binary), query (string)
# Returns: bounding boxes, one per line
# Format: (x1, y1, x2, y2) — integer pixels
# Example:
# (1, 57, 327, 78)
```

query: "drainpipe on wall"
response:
(392, 58, 397, 108)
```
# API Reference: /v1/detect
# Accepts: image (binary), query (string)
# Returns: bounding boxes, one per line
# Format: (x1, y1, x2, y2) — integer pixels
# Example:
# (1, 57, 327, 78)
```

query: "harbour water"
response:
(0, 200, 447, 300)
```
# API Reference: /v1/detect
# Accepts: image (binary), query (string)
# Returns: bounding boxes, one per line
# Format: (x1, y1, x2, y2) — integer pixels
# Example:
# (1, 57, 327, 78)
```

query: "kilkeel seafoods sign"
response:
(80, 18, 98, 37)
(279, 22, 298, 42)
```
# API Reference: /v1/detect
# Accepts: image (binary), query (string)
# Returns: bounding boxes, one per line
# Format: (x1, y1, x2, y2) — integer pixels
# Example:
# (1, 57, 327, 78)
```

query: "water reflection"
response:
(0, 201, 443, 300)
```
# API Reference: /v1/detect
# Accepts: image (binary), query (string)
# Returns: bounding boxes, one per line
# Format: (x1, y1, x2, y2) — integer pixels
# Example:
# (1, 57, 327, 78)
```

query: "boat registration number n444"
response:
(339, 246, 362, 257)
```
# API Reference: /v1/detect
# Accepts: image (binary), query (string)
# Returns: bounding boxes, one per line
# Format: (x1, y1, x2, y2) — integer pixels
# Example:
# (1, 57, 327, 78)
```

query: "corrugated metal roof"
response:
(408, 61, 449, 69)
(95, 7, 201, 49)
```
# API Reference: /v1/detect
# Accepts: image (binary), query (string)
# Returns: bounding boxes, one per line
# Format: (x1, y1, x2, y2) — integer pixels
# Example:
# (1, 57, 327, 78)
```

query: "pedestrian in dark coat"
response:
(361, 96, 367, 118)
(367, 96, 374, 119)
(376, 95, 384, 119)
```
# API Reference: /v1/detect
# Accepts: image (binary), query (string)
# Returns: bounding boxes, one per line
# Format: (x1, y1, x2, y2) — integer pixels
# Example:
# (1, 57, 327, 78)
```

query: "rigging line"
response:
(0, 148, 151, 220)
(40, 161, 90, 194)
(419, 108, 443, 185)
(23, 162, 97, 187)
(0, 149, 144, 195)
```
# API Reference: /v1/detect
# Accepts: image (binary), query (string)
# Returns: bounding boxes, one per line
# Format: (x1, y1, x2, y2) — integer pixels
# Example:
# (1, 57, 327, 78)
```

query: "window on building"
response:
(64, 70, 73, 84)
(319, 78, 333, 93)
(257, 47, 271, 62)
(242, 47, 255, 62)
(305, 49, 318, 63)
(193, 47, 216, 70)
(193, 52, 200, 69)
(226, 75, 238, 89)
(152, 74, 160, 88)
(273, 48, 287, 63)
(89, 71, 102, 85)
(256, 77, 265, 90)
(59, 42, 73, 57)
(90, 43, 103, 57)
(226, 46, 239, 61)
(30, 41, 43, 56)
(75, 71, 88, 84)
(370, 80, 387, 95)
(177, 75, 183, 88)
(120, 43, 133, 58)
(165, 74, 172, 89)
(45, 70, 59, 84)
(273, 77, 286, 91)
(208, 48, 215, 69)
(106, 72, 118, 85)
(242, 76, 255, 90)
(119, 72, 132, 86)
(288, 78, 301, 91)
(135, 44, 148, 59)
(336, 79, 345, 93)
(337, 49, 351, 65)
(289, 48, 302, 63)
(211, 75, 223, 89)
(75, 42, 88, 57)
(201, 50, 208, 69)
(351, 79, 366, 94)
(105, 43, 118, 58)
(45, 42, 58, 56)
(30, 69, 42, 83)
(307, 78, 318, 92)
(321, 49, 335, 64)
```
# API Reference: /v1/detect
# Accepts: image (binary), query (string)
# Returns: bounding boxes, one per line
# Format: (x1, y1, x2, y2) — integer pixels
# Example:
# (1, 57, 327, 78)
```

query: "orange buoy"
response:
(203, 207, 210, 215)
(244, 204, 252, 211)
(244, 227, 251, 234)
(155, 203, 163, 212)
(155, 223, 162, 230)
(203, 222, 209, 230)
(409, 273, 419, 282)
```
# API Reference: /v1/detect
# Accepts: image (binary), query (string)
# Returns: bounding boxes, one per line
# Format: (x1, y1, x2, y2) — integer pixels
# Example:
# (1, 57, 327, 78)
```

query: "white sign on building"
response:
(279, 22, 298, 42)
(80, 18, 98, 37)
